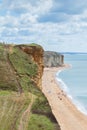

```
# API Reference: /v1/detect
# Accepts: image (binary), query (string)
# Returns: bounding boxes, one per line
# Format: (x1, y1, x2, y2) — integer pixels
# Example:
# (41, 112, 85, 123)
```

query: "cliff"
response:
(17, 43, 44, 89)
(44, 51, 64, 67)
(0, 43, 60, 130)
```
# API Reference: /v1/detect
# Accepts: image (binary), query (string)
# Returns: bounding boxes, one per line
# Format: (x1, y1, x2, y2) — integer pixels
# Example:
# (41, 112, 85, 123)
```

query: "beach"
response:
(42, 65, 87, 130)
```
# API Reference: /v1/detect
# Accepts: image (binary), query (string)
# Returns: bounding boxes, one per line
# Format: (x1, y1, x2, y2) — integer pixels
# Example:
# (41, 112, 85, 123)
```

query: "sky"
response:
(0, 0, 87, 52)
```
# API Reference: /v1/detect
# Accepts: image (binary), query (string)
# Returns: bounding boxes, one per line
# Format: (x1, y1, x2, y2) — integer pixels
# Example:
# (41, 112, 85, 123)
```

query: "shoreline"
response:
(55, 65, 87, 116)
(42, 65, 87, 130)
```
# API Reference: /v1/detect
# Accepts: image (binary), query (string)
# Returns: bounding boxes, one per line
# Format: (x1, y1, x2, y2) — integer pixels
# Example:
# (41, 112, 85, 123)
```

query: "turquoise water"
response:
(56, 53, 87, 115)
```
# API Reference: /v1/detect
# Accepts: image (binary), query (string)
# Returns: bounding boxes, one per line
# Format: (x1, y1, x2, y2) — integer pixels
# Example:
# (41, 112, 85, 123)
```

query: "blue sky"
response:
(0, 0, 87, 52)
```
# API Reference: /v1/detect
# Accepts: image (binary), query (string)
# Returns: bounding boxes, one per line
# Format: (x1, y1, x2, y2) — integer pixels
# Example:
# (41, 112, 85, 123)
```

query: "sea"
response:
(56, 53, 87, 115)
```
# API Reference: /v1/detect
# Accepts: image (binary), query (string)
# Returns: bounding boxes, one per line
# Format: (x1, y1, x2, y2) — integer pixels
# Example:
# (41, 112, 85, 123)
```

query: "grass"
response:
(0, 91, 31, 130)
(27, 114, 56, 130)
(32, 94, 52, 113)
(9, 46, 38, 92)
(19, 75, 41, 94)
(9, 47, 38, 77)
(31, 92, 59, 130)
(28, 43, 43, 48)
(0, 44, 18, 91)
(0, 90, 12, 96)
(16, 43, 43, 49)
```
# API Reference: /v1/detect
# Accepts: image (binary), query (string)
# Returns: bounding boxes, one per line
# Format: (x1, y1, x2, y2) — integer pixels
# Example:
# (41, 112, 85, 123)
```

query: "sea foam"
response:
(56, 70, 87, 115)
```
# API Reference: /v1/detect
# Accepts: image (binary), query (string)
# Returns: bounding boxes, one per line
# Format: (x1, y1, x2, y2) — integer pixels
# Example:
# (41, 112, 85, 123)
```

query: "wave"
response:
(56, 71, 87, 115)
(72, 98, 87, 115)
(56, 72, 73, 99)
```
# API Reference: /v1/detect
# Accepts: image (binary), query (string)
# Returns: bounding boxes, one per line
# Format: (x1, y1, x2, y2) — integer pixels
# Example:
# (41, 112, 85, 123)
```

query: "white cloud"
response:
(0, 0, 87, 52)
(1, 0, 53, 15)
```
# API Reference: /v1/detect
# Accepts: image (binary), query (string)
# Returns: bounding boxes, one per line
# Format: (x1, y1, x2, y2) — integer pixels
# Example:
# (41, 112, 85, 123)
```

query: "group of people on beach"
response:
(57, 90, 66, 100)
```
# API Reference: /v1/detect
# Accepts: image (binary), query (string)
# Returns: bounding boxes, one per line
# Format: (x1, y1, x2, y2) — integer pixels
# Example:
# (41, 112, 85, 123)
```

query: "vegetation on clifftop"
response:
(0, 43, 60, 130)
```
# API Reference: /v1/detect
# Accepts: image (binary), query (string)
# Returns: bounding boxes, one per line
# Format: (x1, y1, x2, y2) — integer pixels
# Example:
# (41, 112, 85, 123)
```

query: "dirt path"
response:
(18, 95, 34, 130)
(42, 67, 87, 130)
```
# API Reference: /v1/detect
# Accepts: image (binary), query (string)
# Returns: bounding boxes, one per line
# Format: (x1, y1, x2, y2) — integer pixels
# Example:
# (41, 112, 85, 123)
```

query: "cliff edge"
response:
(17, 43, 44, 89)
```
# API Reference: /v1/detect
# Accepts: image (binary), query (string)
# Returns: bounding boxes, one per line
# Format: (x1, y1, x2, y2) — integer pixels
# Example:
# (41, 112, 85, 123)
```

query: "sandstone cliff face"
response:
(18, 44, 44, 89)
(16, 45, 63, 89)
(44, 51, 64, 67)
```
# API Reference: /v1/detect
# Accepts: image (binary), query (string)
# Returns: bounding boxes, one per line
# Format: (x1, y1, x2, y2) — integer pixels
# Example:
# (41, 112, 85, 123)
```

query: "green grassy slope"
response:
(9, 46, 38, 92)
(0, 43, 60, 130)
(0, 44, 18, 91)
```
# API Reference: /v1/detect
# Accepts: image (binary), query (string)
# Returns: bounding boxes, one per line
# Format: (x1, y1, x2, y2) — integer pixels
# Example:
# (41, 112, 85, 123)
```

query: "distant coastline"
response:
(59, 52, 87, 54)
